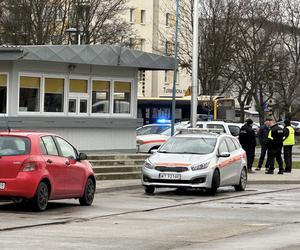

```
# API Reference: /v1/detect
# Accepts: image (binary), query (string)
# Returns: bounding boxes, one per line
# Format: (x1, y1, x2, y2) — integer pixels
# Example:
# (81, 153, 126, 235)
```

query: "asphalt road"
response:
(1, 185, 300, 250)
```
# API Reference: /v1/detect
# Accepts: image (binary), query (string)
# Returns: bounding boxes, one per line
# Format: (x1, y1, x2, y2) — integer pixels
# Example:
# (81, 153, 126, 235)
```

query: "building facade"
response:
(0, 45, 173, 151)
(125, 0, 192, 98)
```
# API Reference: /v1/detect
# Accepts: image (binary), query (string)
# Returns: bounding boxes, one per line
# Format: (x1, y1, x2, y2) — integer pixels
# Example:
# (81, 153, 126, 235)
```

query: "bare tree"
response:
(274, 0, 300, 119)
(0, 0, 132, 45)
(230, 0, 281, 124)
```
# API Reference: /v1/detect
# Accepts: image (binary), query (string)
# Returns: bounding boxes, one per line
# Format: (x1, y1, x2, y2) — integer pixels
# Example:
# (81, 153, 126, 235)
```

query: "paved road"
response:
(1, 185, 300, 250)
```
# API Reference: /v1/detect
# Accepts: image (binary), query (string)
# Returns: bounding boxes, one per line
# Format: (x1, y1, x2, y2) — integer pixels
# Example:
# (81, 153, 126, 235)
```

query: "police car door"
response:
(225, 138, 241, 184)
(217, 139, 232, 186)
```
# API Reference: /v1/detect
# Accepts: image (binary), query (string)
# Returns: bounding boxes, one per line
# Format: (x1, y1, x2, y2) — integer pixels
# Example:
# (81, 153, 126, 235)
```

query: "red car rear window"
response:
(0, 136, 30, 156)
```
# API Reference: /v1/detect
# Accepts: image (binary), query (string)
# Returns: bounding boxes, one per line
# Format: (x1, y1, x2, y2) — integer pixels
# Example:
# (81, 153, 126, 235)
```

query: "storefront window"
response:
(44, 78, 64, 112)
(92, 80, 110, 113)
(19, 76, 40, 112)
(0, 74, 7, 113)
(69, 79, 88, 93)
(113, 81, 131, 114)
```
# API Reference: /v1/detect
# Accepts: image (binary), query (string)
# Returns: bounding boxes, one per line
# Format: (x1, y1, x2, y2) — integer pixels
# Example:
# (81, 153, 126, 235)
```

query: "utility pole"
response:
(171, 0, 180, 136)
(191, 0, 199, 128)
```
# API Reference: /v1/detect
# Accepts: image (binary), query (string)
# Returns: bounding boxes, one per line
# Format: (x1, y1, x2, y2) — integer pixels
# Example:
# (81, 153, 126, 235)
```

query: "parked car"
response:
(277, 120, 300, 136)
(142, 128, 247, 195)
(136, 123, 171, 136)
(0, 131, 96, 211)
(136, 123, 189, 153)
(136, 121, 243, 153)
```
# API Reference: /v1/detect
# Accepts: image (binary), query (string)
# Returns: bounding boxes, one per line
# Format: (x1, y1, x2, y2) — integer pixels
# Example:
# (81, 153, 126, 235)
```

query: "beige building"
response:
(125, 0, 191, 98)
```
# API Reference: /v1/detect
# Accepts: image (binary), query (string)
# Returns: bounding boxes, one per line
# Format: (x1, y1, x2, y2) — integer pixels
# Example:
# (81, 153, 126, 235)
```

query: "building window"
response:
(164, 70, 169, 83)
(129, 38, 135, 49)
(166, 13, 170, 26)
(92, 80, 110, 114)
(44, 78, 64, 112)
(130, 8, 135, 22)
(113, 81, 131, 114)
(69, 79, 88, 93)
(140, 39, 145, 51)
(19, 76, 41, 112)
(0, 74, 7, 113)
(141, 10, 146, 24)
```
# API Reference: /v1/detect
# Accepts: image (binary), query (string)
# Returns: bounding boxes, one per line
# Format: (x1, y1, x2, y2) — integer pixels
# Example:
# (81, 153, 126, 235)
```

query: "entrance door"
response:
(68, 97, 88, 115)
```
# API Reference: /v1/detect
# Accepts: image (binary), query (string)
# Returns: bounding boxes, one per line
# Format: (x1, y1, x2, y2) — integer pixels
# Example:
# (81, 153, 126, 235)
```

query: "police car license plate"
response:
(0, 182, 5, 190)
(159, 173, 181, 180)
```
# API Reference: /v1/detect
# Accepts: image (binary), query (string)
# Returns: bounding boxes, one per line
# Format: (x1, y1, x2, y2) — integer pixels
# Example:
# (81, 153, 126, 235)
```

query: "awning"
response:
(0, 45, 175, 70)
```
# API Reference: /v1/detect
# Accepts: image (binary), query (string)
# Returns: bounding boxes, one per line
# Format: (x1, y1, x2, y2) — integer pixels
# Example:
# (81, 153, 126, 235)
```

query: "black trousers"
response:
(245, 147, 255, 170)
(267, 147, 283, 172)
(283, 145, 293, 172)
(258, 144, 268, 168)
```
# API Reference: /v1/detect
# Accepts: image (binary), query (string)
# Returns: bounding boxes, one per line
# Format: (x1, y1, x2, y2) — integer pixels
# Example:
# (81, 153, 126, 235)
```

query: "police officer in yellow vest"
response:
(283, 120, 295, 173)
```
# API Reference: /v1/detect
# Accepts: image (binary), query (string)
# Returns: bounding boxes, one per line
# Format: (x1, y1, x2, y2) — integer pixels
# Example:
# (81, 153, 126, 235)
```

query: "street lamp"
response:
(66, 27, 81, 45)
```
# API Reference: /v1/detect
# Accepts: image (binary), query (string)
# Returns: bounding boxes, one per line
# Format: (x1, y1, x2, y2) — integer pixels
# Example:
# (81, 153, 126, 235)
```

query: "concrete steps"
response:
(88, 154, 148, 180)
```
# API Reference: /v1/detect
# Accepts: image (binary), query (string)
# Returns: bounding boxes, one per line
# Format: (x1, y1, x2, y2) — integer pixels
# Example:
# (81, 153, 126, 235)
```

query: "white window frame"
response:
(90, 77, 112, 117)
(42, 74, 67, 116)
(111, 78, 134, 117)
(68, 75, 90, 117)
(18, 72, 43, 115)
(0, 72, 9, 115)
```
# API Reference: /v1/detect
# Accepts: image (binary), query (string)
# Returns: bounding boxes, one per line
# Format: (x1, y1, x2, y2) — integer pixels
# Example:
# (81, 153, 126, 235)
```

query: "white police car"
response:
(142, 128, 247, 195)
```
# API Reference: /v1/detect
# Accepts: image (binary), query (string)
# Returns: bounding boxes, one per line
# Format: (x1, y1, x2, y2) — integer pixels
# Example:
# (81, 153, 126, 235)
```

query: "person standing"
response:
(265, 119, 284, 175)
(283, 120, 295, 173)
(255, 118, 272, 171)
(239, 119, 256, 173)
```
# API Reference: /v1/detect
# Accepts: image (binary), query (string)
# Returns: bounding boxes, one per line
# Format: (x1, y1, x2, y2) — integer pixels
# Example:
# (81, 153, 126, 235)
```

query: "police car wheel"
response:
(234, 167, 247, 191)
(206, 169, 220, 196)
(144, 185, 155, 194)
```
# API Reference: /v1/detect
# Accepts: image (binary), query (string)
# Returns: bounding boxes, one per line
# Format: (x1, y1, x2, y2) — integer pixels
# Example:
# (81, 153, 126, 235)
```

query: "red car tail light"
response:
(22, 161, 37, 172)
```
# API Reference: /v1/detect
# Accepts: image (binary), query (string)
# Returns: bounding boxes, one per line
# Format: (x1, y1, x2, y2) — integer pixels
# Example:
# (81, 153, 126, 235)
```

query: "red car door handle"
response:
(65, 161, 70, 166)
(47, 159, 53, 164)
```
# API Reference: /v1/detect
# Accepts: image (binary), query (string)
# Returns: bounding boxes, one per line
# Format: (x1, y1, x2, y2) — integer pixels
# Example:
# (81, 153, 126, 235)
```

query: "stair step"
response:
(93, 166, 142, 173)
(90, 159, 145, 166)
(95, 172, 142, 181)
(88, 154, 149, 161)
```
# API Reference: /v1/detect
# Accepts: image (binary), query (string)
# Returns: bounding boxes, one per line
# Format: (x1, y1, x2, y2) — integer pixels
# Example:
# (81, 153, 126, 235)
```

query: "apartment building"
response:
(125, 0, 191, 98)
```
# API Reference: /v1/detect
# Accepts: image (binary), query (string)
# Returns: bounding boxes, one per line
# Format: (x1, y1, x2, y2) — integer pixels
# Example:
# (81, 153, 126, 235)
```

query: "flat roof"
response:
(0, 45, 175, 70)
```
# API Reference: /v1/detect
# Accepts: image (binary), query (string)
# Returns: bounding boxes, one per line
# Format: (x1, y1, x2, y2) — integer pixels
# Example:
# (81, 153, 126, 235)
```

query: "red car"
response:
(0, 131, 96, 211)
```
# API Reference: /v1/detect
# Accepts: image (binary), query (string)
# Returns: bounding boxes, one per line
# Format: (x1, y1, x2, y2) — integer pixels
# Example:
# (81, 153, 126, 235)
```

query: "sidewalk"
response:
(95, 169, 300, 193)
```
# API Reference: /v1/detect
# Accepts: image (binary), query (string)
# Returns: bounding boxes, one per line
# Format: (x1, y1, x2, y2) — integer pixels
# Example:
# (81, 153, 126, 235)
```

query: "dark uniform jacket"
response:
(267, 124, 284, 149)
(239, 124, 256, 150)
(258, 124, 269, 146)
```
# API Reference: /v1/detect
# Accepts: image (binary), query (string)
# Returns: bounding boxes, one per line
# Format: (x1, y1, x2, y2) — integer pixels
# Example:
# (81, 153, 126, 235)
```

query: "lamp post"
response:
(171, 0, 180, 136)
(191, 0, 199, 128)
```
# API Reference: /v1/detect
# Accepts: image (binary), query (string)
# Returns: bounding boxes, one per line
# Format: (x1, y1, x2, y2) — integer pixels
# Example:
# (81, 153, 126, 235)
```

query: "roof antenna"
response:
(3, 114, 11, 133)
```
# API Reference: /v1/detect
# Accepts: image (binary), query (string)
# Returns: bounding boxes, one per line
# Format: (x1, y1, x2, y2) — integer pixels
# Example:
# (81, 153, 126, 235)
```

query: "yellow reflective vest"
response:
(283, 126, 295, 146)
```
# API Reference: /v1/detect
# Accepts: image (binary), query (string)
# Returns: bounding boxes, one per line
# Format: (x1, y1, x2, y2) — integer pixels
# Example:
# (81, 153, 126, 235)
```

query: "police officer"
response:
(255, 118, 272, 171)
(265, 119, 284, 174)
(283, 120, 295, 173)
(239, 119, 256, 173)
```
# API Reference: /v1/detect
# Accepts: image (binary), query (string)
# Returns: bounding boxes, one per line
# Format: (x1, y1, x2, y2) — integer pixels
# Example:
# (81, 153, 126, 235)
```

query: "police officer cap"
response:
(246, 119, 253, 125)
(284, 119, 291, 125)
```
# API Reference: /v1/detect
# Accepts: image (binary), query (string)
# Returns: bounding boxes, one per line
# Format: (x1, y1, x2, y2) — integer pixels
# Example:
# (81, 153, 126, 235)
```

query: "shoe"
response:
(248, 169, 255, 174)
(278, 170, 284, 175)
(265, 170, 274, 174)
(255, 167, 261, 171)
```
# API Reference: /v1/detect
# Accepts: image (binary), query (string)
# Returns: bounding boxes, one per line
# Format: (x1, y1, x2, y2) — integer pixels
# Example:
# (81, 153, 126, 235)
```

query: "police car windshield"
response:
(158, 137, 217, 154)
